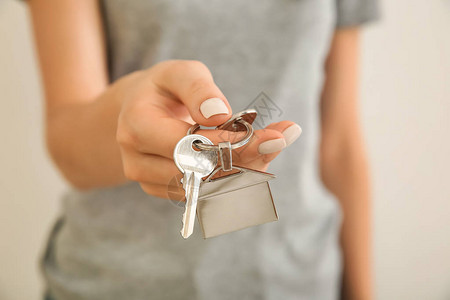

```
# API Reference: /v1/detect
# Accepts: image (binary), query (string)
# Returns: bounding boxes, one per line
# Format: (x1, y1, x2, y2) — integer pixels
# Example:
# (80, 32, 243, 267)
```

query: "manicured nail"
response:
(258, 138, 287, 154)
(200, 98, 229, 119)
(282, 124, 302, 146)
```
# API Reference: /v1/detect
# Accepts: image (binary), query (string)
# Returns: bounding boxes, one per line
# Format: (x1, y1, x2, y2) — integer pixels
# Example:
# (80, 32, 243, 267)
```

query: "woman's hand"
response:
(28, 2, 301, 196)
(115, 60, 301, 199)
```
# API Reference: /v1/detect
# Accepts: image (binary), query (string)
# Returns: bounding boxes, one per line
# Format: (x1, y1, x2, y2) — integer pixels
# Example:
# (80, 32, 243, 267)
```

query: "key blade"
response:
(180, 172, 201, 239)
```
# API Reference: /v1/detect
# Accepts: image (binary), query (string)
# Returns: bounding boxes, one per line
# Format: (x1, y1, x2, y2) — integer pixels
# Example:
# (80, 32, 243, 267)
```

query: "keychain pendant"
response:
(196, 166, 278, 239)
(174, 108, 280, 239)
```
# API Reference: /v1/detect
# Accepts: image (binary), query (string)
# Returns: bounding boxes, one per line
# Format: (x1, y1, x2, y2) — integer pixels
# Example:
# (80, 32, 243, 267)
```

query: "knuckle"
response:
(139, 183, 168, 199)
(176, 60, 211, 77)
(159, 59, 207, 72)
(153, 59, 210, 77)
(123, 163, 142, 182)
(139, 183, 155, 195)
(138, 68, 154, 82)
(185, 60, 208, 70)
(127, 69, 147, 82)
(116, 126, 138, 147)
(174, 59, 207, 70)
(116, 109, 147, 149)
(188, 78, 212, 95)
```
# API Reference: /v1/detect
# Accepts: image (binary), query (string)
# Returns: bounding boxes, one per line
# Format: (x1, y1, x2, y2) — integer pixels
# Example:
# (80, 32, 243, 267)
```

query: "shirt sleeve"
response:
(335, 0, 381, 28)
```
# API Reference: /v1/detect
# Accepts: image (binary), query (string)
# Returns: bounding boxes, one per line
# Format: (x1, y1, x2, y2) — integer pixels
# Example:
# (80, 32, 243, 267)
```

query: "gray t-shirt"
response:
(41, 1, 379, 299)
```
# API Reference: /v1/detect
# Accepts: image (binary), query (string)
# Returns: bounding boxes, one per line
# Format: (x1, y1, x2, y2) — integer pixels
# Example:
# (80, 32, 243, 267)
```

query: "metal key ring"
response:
(187, 118, 254, 151)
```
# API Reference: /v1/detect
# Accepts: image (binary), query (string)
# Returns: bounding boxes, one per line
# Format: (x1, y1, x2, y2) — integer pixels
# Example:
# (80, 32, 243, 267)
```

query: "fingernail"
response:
(258, 138, 287, 154)
(282, 124, 302, 146)
(200, 98, 229, 119)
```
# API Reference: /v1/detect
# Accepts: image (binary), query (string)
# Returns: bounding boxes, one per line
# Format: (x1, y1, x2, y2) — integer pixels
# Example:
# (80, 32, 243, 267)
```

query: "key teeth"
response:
(181, 211, 186, 238)
(181, 212, 187, 239)
(181, 211, 191, 239)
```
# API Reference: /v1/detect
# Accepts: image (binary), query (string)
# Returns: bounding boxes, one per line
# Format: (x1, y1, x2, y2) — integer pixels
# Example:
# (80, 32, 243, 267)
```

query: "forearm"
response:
(321, 143, 372, 300)
(28, 0, 127, 189)
(46, 81, 127, 189)
(320, 28, 373, 300)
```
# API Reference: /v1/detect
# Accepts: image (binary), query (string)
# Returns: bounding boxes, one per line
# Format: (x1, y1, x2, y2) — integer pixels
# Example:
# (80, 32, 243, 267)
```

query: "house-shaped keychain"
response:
(196, 166, 278, 239)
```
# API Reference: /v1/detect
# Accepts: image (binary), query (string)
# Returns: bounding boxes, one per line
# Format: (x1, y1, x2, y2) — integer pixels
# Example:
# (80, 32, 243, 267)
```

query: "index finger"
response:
(149, 60, 232, 127)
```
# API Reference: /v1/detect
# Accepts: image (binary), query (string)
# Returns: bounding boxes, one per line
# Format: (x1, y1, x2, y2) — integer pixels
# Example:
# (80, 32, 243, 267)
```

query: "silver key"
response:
(173, 134, 218, 239)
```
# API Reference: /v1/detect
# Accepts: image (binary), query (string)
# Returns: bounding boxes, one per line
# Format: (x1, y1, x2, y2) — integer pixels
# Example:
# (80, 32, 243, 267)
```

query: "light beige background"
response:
(1, 0, 449, 299)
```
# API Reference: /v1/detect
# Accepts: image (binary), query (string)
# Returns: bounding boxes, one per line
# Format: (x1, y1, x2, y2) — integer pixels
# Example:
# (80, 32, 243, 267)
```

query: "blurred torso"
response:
(43, 1, 343, 299)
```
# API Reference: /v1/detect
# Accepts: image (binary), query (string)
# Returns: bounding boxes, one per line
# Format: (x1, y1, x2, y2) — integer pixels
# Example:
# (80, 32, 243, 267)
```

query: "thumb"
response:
(150, 60, 232, 126)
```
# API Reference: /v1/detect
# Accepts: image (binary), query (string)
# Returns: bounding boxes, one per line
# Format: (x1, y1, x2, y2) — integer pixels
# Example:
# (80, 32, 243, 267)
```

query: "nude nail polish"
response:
(282, 124, 302, 146)
(200, 98, 229, 119)
(258, 138, 287, 154)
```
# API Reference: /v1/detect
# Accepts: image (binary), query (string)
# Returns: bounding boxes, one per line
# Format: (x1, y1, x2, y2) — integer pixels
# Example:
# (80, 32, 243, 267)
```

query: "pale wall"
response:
(0, 1, 66, 300)
(361, 1, 450, 299)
